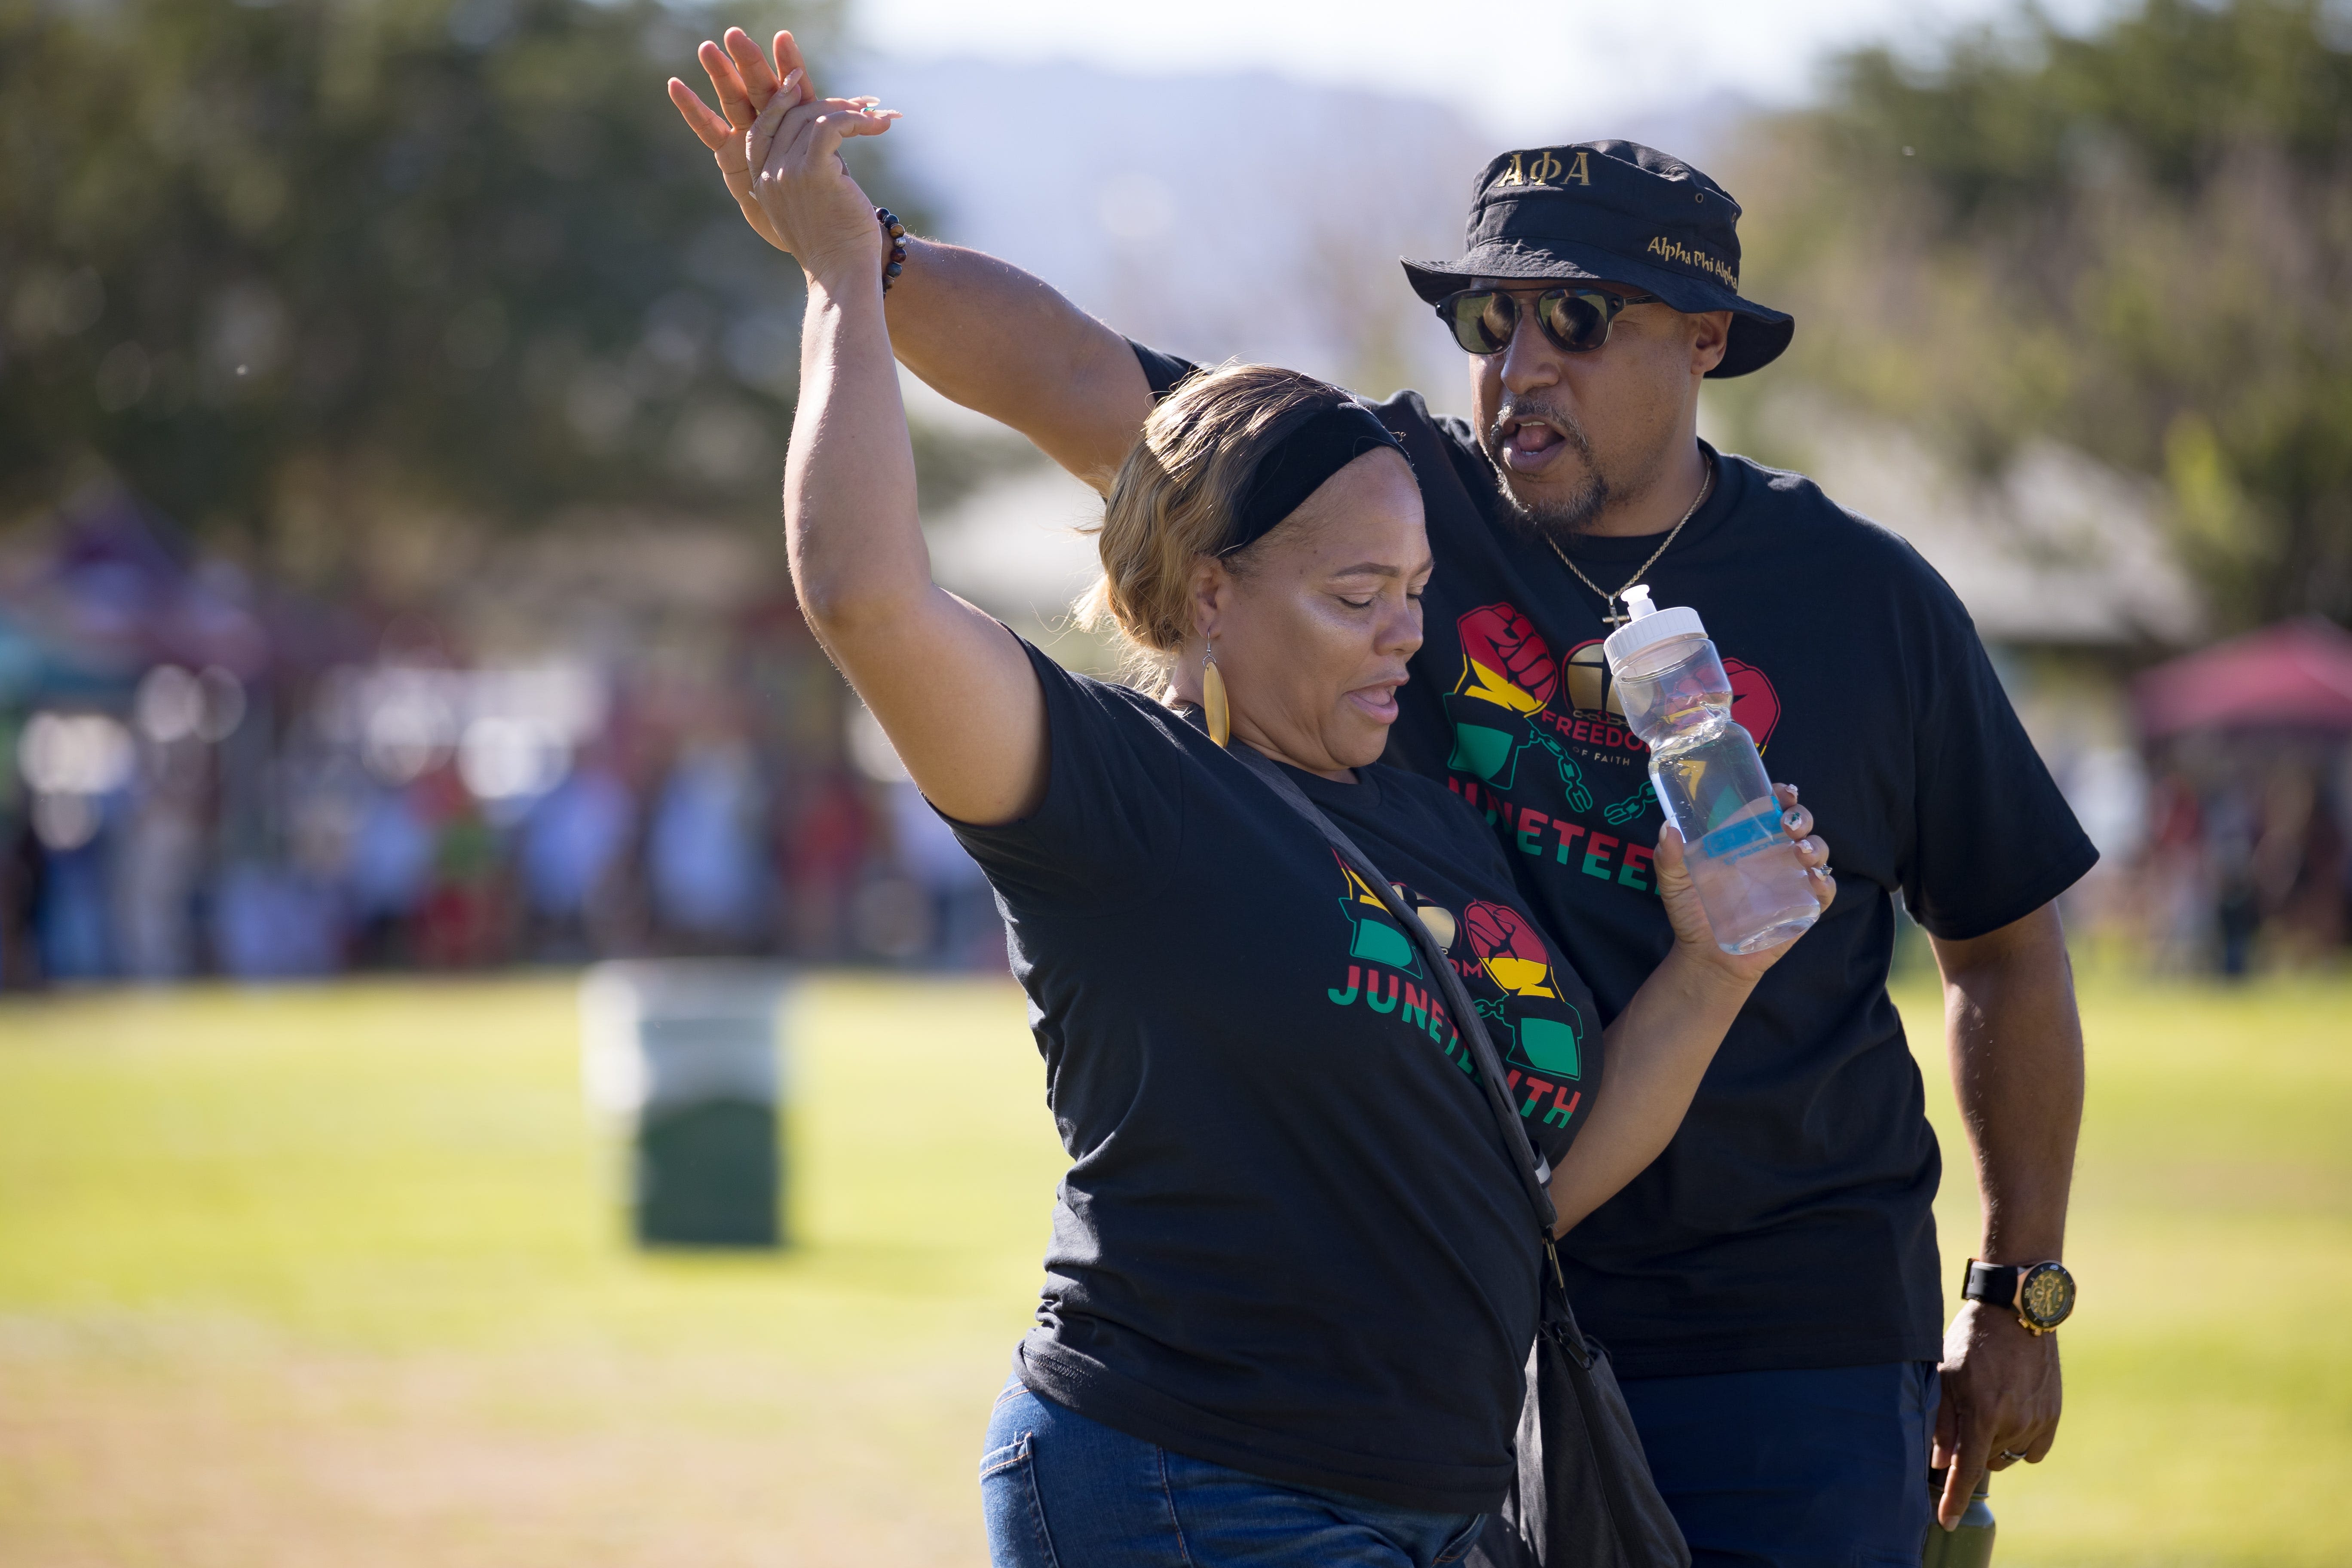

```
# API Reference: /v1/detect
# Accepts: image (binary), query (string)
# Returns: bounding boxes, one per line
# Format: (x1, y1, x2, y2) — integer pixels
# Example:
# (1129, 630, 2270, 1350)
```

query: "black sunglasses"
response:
(1434, 286, 1662, 356)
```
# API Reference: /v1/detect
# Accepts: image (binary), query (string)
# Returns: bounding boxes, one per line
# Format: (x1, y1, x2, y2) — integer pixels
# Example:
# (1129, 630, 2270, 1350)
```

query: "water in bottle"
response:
(1602, 586, 1818, 955)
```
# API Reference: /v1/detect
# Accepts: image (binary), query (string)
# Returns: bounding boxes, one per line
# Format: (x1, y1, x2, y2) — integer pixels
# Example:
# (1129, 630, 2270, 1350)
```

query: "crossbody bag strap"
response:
(1228, 744, 1560, 1237)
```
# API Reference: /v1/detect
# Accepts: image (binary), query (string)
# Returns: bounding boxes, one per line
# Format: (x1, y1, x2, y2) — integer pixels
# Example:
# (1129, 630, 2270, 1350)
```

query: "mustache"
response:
(1483, 401, 1596, 460)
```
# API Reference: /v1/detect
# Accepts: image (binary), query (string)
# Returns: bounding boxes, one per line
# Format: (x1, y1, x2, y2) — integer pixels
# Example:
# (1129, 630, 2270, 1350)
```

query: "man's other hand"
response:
(668, 29, 893, 260)
(1932, 1299, 2062, 1530)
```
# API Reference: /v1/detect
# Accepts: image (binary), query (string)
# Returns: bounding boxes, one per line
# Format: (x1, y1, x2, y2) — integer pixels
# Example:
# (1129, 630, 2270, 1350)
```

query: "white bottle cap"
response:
(1601, 585, 1707, 672)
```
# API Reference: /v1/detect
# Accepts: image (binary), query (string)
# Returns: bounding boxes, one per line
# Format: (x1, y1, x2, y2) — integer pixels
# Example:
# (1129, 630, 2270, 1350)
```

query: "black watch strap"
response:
(1963, 1261, 2020, 1309)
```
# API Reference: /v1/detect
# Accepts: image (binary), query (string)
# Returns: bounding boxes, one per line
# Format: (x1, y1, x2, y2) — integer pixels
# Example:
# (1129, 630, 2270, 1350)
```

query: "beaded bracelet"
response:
(876, 207, 907, 293)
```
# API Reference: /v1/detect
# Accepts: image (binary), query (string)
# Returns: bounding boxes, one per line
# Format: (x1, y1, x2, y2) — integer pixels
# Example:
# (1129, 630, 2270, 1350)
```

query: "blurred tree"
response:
(0, 0, 923, 581)
(1726, 0, 2352, 630)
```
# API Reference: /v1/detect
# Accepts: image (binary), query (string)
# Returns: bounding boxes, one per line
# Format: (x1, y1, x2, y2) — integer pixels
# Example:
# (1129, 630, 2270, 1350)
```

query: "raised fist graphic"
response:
(1462, 900, 1559, 1000)
(1456, 603, 1557, 713)
(1724, 658, 1782, 749)
(1464, 899, 1540, 963)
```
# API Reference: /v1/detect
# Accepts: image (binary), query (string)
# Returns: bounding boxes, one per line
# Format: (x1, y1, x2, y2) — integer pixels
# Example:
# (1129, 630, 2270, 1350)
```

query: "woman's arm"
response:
(671, 30, 1152, 491)
(759, 81, 1048, 826)
(1547, 792, 1832, 1232)
(1544, 914, 1755, 1233)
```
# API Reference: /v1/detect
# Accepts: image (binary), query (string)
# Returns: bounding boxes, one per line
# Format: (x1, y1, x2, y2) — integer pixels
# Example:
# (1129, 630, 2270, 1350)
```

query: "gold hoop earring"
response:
(1202, 644, 1231, 748)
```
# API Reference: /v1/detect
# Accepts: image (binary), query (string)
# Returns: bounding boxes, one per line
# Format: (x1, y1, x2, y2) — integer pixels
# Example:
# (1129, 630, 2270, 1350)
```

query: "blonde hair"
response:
(1078, 362, 1349, 683)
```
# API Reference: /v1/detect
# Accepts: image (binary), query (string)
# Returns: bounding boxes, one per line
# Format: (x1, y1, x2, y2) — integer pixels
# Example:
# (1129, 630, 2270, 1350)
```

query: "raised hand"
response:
(666, 28, 897, 263)
(742, 63, 899, 287)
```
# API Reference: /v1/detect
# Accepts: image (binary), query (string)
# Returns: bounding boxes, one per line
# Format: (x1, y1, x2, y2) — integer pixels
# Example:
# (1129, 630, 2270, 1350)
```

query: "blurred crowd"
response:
(18, 491, 2352, 992)
(7, 494, 2351, 991)
(2124, 756, 2352, 976)
(2099, 620, 2352, 976)
(0, 492, 998, 989)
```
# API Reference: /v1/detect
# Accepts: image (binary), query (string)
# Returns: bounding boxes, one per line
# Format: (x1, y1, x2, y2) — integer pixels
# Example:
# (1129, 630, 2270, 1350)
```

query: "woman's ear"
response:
(1186, 555, 1229, 643)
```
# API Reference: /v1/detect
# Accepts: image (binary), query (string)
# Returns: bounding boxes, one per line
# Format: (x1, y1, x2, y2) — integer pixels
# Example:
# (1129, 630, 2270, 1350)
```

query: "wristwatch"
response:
(1964, 1259, 2076, 1335)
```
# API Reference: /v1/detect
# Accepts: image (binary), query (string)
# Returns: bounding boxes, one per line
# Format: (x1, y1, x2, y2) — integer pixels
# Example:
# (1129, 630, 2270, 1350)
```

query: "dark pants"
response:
(980, 1378, 1487, 1568)
(1616, 1361, 1938, 1568)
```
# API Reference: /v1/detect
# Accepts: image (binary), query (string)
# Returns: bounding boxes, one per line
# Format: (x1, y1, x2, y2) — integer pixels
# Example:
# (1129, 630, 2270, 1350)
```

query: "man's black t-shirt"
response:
(949, 640, 1602, 1513)
(1130, 344, 2098, 1378)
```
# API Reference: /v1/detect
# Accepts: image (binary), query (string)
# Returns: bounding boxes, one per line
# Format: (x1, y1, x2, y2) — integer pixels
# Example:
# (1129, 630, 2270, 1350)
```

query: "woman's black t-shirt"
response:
(948, 640, 1602, 1516)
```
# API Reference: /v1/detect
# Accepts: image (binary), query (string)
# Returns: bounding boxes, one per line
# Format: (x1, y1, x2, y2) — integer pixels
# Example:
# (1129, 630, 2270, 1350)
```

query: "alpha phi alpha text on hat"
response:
(1403, 140, 1795, 378)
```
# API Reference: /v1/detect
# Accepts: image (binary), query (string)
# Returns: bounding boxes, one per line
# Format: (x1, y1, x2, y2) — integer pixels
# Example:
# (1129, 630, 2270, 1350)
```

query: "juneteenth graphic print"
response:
(1442, 600, 1781, 896)
(1461, 899, 1585, 1081)
(1324, 852, 1585, 1132)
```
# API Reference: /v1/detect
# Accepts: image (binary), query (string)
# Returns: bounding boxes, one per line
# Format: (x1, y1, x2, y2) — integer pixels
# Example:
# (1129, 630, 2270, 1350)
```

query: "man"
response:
(673, 33, 2092, 1562)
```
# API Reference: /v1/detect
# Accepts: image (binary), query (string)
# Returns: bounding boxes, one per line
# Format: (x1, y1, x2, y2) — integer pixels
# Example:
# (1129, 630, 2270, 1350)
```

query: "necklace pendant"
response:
(1601, 612, 1628, 627)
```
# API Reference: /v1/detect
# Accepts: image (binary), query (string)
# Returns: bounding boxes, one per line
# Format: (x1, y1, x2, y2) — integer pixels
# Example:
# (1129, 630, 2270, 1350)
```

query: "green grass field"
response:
(0, 972, 2346, 1566)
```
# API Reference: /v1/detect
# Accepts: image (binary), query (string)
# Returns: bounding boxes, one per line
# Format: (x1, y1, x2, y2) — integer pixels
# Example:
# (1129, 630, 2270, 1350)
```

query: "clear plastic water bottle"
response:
(1602, 586, 1819, 955)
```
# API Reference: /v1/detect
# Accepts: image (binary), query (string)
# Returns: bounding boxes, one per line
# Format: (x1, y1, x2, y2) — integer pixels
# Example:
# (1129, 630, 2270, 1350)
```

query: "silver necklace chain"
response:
(1543, 453, 1715, 626)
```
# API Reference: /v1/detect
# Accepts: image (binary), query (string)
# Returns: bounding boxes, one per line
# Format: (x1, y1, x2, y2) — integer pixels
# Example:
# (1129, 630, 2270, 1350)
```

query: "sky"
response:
(851, 0, 2122, 142)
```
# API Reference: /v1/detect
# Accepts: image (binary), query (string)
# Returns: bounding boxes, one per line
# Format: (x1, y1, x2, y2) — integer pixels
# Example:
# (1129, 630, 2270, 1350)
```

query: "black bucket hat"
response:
(1403, 140, 1794, 378)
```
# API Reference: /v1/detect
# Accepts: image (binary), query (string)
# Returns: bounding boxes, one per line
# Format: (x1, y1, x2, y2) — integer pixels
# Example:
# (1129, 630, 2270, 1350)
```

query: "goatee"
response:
(1497, 467, 1610, 542)
(1483, 405, 1609, 543)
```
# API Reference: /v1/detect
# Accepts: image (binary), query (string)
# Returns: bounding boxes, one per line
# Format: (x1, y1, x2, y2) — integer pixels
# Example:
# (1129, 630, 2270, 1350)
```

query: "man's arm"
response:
(1926, 900, 2083, 1530)
(670, 28, 1152, 490)
(885, 238, 1154, 490)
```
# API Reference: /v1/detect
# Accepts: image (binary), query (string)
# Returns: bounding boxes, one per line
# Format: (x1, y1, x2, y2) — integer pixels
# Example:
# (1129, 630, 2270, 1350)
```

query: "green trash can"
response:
(581, 962, 792, 1247)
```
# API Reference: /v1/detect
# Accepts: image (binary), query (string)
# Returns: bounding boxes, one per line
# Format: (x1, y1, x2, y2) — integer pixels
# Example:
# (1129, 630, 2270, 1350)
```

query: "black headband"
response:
(1220, 400, 1408, 557)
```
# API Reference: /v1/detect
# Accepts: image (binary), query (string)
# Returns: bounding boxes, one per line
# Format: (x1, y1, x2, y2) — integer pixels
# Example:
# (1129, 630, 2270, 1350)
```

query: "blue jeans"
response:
(980, 1377, 1487, 1568)
(1616, 1361, 1939, 1568)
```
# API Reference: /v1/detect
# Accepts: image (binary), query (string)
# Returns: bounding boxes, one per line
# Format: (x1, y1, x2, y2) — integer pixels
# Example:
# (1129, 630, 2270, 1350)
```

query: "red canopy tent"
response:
(2134, 618, 2352, 740)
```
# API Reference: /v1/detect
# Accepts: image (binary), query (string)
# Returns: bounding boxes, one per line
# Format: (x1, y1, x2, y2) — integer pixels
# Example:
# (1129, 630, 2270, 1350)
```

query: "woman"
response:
(717, 57, 1833, 1568)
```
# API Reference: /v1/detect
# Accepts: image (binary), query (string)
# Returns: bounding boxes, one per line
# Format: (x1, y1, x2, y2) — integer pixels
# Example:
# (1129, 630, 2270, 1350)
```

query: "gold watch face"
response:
(2020, 1263, 2076, 1328)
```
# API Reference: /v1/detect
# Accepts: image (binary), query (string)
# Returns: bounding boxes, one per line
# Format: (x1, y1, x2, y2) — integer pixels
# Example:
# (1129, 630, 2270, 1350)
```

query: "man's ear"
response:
(1690, 310, 1733, 377)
